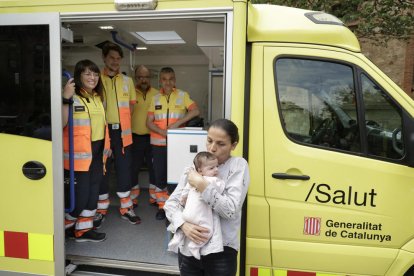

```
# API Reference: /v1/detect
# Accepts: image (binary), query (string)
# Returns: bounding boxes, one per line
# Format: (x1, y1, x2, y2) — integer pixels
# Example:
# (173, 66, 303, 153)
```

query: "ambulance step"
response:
(67, 255, 179, 275)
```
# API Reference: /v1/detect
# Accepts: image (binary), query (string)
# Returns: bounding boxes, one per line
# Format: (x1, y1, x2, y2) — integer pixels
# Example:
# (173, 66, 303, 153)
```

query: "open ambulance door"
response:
(0, 13, 65, 276)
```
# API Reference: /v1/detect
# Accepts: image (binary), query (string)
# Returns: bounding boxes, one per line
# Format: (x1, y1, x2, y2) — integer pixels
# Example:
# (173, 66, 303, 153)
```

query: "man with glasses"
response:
(94, 42, 141, 228)
(130, 65, 158, 210)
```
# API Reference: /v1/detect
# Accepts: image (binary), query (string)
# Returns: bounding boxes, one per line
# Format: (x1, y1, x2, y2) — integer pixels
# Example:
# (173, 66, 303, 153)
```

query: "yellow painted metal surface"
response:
(0, 135, 53, 233)
(258, 268, 271, 276)
(248, 3, 360, 52)
(246, 237, 272, 267)
(0, 134, 54, 274)
(260, 44, 414, 275)
(274, 270, 287, 276)
(0, 258, 55, 275)
(28, 233, 54, 261)
(230, 0, 247, 158)
(0, 0, 236, 13)
(0, 231, 3, 257)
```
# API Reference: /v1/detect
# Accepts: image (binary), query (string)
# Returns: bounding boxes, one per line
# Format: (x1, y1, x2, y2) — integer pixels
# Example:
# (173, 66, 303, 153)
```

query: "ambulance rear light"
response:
(114, 0, 157, 11)
(305, 11, 344, 26)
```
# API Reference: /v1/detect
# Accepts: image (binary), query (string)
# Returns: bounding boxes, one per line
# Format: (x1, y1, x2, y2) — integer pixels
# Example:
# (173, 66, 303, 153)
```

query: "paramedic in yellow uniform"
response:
(130, 65, 158, 207)
(95, 42, 141, 227)
(63, 59, 111, 242)
(146, 66, 200, 220)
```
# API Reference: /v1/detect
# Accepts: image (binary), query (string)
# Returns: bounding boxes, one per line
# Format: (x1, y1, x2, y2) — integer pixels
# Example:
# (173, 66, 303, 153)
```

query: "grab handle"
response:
(63, 70, 75, 213)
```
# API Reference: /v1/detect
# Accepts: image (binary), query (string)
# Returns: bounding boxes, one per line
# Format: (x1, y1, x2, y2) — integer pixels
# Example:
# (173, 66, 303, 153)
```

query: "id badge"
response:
(112, 123, 120, 130)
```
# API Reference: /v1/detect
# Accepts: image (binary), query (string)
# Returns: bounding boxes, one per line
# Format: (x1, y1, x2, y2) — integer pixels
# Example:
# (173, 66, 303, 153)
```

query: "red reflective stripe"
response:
(250, 267, 258, 276)
(288, 271, 316, 276)
(4, 231, 28, 259)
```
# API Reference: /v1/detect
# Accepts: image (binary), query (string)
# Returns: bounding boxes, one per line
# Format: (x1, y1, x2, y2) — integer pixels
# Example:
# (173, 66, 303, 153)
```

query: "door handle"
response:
(272, 173, 310, 180)
(22, 161, 47, 180)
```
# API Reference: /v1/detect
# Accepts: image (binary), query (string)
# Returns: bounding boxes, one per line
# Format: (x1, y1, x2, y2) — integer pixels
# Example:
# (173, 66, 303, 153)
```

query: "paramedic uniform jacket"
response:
(147, 88, 197, 146)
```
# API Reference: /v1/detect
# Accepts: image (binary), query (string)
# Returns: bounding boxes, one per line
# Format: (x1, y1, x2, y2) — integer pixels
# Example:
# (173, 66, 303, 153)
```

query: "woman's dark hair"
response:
(73, 59, 103, 101)
(208, 119, 239, 144)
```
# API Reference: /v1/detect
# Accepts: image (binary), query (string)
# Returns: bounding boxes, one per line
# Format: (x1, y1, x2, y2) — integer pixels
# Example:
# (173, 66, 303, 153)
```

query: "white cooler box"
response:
(167, 128, 207, 185)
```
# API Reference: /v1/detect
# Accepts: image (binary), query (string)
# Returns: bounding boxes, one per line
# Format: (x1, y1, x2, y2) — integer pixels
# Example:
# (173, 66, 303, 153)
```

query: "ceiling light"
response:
(99, 25, 114, 30)
(136, 46, 148, 50)
(130, 31, 185, 44)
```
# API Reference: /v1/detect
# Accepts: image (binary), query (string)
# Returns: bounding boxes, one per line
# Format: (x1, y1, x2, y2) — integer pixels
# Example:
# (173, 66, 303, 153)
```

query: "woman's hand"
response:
(188, 169, 209, 192)
(181, 222, 209, 244)
(63, 78, 75, 99)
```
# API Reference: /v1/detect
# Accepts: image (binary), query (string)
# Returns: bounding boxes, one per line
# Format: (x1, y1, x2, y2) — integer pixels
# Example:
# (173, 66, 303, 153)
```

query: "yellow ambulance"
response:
(1, 0, 414, 275)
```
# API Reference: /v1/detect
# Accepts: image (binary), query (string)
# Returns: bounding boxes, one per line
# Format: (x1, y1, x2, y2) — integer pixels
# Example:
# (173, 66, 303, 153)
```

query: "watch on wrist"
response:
(62, 97, 74, 104)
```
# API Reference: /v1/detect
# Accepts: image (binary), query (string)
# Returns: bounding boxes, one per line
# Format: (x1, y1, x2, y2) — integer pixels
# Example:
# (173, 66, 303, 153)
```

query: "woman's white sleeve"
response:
(201, 158, 250, 220)
(164, 167, 190, 233)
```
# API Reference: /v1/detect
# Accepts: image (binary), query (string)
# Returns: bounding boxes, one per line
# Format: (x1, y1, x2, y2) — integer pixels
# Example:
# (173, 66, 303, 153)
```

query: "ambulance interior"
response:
(61, 15, 226, 273)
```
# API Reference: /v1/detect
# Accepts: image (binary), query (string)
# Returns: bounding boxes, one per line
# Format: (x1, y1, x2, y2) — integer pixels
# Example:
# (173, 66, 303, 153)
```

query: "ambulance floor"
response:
(65, 172, 178, 268)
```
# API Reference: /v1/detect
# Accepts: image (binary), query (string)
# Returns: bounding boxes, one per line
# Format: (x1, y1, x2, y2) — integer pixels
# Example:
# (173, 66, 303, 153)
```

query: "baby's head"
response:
(193, 152, 219, 177)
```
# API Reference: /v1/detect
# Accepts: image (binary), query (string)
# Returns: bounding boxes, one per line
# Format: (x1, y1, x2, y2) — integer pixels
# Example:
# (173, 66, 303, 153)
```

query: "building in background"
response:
(360, 35, 414, 97)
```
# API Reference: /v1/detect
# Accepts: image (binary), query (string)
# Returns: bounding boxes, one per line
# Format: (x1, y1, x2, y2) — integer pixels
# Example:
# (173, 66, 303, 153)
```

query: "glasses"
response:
(136, 76, 150, 80)
(82, 72, 100, 78)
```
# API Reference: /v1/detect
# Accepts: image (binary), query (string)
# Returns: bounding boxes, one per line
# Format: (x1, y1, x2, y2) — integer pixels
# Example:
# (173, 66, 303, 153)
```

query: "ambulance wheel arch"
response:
(259, 44, 414, 275)
(0, 12, 65, 276)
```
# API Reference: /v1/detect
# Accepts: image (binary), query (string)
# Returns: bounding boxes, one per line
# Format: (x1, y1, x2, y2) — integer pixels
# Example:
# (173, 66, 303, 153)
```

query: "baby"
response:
(168, 151, 225, 259)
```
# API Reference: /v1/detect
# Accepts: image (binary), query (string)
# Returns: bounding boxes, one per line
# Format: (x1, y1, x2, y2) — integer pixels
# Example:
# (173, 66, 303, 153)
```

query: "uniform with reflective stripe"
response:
(148, 88, 197, 146)
(63, 95, 111, 171)
(101, 70, 135, 148)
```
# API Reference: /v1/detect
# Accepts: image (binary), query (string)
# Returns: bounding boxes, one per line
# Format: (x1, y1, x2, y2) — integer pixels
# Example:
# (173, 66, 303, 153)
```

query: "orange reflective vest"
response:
(101, 72, 134, 148)
(149, 89, 196, 146)
(63, 95, 111, 171)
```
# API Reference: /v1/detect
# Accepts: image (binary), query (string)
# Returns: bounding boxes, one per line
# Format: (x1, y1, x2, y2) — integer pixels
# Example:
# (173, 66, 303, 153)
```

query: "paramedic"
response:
(146, 66, 200, 220)
(130, 65, 158, 207)
(164, 118, 250, 276)
(95, 42, 140, 227)
(63, 59, 110, 242)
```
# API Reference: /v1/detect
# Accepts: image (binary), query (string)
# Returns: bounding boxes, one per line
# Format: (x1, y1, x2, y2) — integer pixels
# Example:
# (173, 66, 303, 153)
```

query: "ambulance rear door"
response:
(0, 13, 64, 276)
(261, 44, 414, 275)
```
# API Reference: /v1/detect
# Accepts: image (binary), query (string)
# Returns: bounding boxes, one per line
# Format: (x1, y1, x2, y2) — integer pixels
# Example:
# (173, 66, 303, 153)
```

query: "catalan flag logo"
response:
(303, 217, 321, 235)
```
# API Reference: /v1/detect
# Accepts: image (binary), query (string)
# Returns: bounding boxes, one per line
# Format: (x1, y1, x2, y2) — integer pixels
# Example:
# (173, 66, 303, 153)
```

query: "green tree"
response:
(251, 0, 414, 44)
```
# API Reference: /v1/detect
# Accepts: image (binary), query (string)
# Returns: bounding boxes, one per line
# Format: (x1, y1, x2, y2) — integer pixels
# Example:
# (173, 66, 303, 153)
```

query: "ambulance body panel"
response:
(247, 42, 414, 275)
(1, 1, 414, 276)
(0, 12, 64, 276)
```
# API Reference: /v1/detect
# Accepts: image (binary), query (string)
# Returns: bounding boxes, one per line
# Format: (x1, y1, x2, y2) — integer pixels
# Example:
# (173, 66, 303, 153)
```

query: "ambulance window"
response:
(276, 58, 360, 152)
(361, 74, 404, 159)
(0, 25, 51, 140)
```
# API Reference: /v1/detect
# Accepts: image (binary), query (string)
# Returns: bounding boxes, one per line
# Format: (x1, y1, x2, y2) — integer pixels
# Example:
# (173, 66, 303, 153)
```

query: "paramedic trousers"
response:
(152, 145, 172, 208)
(67, 140, 104, 217)
(131, 134, 155, 187)
(100, 127, 133, 195)
(178, 246, 238, 276)
(152, 145, 167, 190)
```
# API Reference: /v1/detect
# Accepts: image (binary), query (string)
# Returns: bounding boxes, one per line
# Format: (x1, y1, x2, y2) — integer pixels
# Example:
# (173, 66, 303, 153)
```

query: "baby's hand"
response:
(188, 170, 203, 188)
